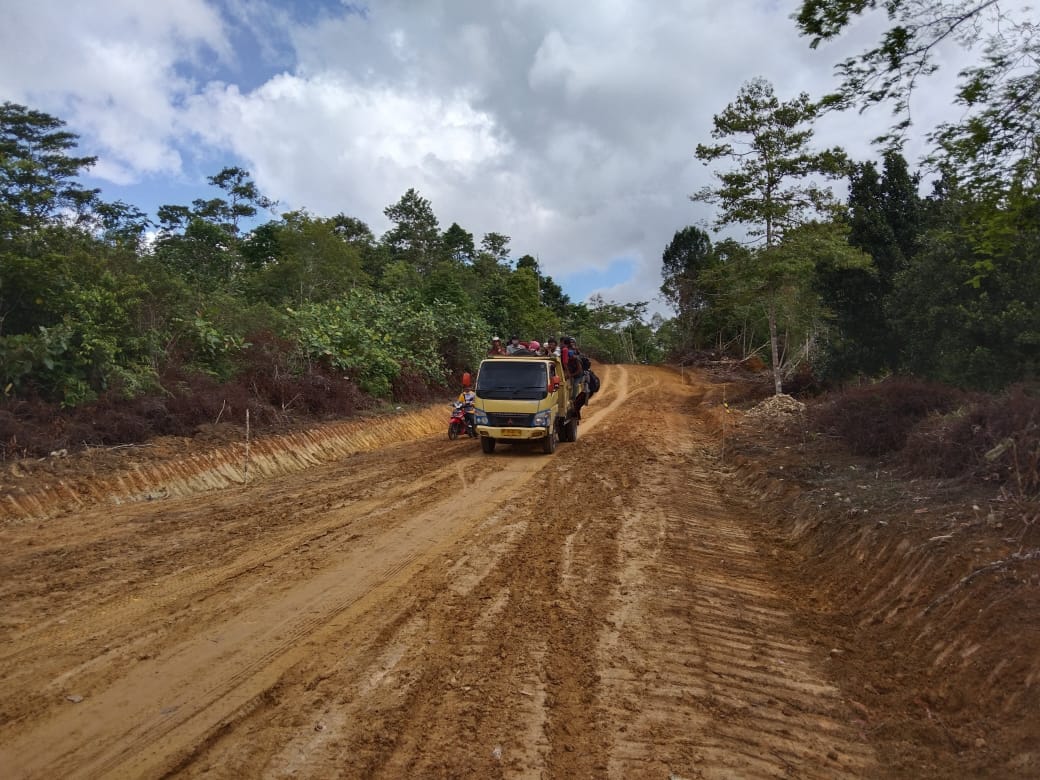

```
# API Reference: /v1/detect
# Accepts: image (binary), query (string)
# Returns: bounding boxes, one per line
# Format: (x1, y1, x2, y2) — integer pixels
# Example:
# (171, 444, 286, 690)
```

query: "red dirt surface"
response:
(0, 365, 1036, 778)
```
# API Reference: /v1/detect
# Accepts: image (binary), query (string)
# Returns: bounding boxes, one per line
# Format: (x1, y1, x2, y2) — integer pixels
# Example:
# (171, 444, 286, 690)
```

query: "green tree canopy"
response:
(0, 101, 99, 238)
(660, 226, 716, 350)
(887, 172, 1040, 388)
(382, 188, 442, 275)
(515, 254, 571, 316)
(245, 210, 367, 305)
(815, 151, 921, 377)
(796, 0, 1040, 193)
(154, 167, 274, 288)
(442, 222, 475, 265)
(208, 166, 276, 234)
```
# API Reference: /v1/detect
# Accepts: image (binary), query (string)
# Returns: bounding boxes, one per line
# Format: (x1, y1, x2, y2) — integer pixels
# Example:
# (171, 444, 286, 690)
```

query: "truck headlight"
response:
(532, 410, 551, 428)
(474, 410, 488, 426)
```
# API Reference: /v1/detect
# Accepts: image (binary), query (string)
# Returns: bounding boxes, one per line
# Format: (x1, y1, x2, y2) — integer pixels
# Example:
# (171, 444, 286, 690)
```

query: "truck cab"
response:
(471, 355, 578, 454)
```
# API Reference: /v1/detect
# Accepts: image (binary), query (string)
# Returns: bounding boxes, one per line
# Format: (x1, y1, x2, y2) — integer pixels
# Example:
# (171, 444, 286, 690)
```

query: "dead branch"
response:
(925, 550, 1040, 614)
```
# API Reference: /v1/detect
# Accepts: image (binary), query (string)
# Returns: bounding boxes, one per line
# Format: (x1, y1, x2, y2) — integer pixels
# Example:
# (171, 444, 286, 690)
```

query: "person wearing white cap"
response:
(488, 336, 507, 356)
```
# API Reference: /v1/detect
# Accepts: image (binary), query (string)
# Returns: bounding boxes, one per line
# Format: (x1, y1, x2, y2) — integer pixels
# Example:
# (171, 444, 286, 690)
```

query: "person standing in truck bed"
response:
(505, 335, 523, 354)
(488, 336, 507, 356)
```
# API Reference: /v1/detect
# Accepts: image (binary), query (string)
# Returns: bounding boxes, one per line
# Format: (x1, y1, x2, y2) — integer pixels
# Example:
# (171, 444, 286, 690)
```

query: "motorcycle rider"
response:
(457, 381, 477, 438)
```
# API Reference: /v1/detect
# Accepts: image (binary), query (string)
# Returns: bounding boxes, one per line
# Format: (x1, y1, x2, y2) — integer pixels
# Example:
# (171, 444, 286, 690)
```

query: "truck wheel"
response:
(541, 428, 557, 454)
(565, 418, 578, 443)
(481, 437, 496, 454)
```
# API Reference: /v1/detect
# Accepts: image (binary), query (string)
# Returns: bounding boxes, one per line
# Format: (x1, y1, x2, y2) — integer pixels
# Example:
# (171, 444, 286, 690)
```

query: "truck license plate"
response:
(501, 429, 522, 437)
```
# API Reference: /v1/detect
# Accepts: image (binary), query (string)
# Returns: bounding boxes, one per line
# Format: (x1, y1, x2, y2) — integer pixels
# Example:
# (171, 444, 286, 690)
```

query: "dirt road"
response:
(0, 365, 876, 778)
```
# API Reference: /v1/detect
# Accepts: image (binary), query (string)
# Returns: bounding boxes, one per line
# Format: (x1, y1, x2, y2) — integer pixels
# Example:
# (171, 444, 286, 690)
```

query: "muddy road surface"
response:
(1, 366, 876, 778)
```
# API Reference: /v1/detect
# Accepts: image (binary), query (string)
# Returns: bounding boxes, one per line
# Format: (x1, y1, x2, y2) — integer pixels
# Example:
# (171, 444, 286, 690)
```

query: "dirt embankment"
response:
(719, 398, 1040, 778)
(1, 407, 445, 523)
(0, 364, 1035, 778)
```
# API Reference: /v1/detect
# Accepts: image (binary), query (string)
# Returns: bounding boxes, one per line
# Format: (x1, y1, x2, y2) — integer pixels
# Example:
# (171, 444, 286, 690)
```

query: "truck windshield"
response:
(476, 361, 548, 400)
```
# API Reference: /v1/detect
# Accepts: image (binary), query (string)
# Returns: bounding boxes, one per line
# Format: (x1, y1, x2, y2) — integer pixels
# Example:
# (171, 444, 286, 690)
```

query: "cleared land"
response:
(1, 365, 1035, 778)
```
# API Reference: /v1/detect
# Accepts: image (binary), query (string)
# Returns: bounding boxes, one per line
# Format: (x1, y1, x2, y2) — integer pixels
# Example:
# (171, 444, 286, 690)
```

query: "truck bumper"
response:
(477, 426, 550, 441)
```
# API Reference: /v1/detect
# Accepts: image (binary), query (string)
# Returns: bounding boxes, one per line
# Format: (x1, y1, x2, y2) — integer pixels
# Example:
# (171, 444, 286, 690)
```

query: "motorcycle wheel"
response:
(448, 422, 459, 440)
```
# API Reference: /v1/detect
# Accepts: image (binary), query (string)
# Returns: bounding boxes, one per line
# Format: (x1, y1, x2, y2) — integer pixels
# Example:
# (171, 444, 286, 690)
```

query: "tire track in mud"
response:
(161, 365, 636, 778)
(203, 365, 875, 779)
(1, 366, 879, 778)
(0, 376, 625, 779)
(0, 441, 477, 723)
(198, 373, 607, 774)
(596, 368, 875, 778)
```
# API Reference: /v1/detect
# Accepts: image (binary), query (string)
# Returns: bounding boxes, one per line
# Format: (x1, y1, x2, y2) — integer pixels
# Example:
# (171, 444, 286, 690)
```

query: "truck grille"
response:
(487, 412, 535, 427)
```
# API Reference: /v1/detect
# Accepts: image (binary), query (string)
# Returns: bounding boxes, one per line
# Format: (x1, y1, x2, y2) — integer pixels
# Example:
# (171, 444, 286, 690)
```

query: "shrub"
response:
(0, 409, 29, 459)
(0, 398, 74, 457)
(902, 385, 1040, 495)
(235, 331, 369, 418)
(811, 378, 964, 456)
(392, 367, 437, 404)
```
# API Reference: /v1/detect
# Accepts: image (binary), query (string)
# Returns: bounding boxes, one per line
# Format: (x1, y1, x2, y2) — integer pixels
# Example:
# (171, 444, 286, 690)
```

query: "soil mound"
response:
(743, 393, 806, 423)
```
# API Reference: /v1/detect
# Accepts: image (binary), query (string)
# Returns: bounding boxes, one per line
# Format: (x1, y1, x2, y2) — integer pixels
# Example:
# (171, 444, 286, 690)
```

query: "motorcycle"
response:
(448, 402, 476, 440)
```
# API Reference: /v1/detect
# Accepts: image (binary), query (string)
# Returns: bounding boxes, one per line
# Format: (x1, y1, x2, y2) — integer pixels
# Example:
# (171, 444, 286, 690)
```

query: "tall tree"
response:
(330, 214, 382, 280)
(154, 204, 230, 287)
(504, 266, 558, 340)
(694, 238, 765, 357)
(0, 102, 99, 237)
(515, 254, 571, 317)
(382, 188, 442, 275)
(0, 104, 104, 341)
(480, 232, 511, 263)
(245, 210, 367, 305)
(515, 254, 539, 274)
(888, 173, 1040, 388)
(154, 167, 273, 287)
(538, 274, 570, 317)
(816, 150, 921, 376)
(92, 200, 153, 251)
(207, 166, 276, 234)
(660, 226, 715, 351)
(693, 78, 849, 393)
(442, 222, 475, 265)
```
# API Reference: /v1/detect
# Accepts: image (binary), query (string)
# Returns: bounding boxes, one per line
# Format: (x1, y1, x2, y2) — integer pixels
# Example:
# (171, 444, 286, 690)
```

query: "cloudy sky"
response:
(1, 0, 971, 313)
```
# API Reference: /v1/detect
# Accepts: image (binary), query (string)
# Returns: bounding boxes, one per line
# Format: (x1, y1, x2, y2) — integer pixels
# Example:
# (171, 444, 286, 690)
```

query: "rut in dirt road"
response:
(1, 365, 875, 778)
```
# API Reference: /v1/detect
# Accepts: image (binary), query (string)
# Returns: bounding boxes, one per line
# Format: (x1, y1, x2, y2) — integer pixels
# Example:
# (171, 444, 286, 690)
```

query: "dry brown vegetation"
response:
(0, 331, 454, 460)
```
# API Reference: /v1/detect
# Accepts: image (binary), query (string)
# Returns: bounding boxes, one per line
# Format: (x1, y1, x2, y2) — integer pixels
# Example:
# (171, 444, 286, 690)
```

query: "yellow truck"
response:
(471, 354, 578, 454)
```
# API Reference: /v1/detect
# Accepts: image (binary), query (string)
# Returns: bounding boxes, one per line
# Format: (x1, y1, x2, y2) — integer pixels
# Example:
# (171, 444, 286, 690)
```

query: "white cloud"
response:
(183, 72, 509, 224)
(2, 0, 993, 316)
(0, 0, 228, 177)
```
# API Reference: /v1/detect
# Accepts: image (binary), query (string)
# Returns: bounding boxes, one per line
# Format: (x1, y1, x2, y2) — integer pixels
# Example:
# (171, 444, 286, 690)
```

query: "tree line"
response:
(0, 101, 660, 419)
(3, 0, 1036, 430)
(662, 1, 1039, 392)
